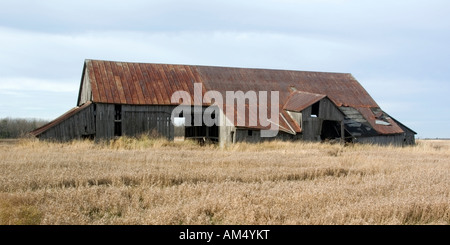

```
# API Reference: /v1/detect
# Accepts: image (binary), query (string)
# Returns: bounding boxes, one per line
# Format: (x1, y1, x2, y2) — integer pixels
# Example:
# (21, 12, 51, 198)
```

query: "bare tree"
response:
(0, 118, 48, 138)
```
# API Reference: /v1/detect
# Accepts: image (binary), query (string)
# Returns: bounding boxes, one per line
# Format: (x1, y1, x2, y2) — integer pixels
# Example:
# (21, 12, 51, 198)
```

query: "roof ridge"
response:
(85, 59, 352, 75)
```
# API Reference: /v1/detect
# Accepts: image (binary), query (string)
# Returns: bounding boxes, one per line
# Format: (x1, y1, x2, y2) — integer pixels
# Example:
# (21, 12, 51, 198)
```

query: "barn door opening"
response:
(185, 110, 219, 143)
(320, 120, 341, 141)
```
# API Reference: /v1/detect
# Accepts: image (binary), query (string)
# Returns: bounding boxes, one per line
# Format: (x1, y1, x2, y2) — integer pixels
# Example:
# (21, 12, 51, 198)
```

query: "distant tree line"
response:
(0, 118, 49, 138)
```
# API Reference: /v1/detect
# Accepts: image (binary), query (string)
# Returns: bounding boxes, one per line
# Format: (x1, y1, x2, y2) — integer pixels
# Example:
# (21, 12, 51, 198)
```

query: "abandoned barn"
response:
(31, 59, 416, 146)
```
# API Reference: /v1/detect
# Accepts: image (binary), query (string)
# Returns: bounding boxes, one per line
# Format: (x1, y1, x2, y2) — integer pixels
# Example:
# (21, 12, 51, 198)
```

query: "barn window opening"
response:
(311, 101, 320, 117)
(248, 130, 253, 136)
(115, 104, 122, 120)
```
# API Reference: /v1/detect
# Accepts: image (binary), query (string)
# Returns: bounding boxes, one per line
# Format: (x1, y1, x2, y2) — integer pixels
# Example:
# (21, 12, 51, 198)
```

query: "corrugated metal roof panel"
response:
(340, 106, 368, 123)
(340, 106, 378, 136)
(357, 107, 404, 135)
(86, 61, 100, 103)
(195, 66, 379, 108)
(281, 109, 301, 133)
(283, 91, 326, 112)
(85, 60, 378, 108)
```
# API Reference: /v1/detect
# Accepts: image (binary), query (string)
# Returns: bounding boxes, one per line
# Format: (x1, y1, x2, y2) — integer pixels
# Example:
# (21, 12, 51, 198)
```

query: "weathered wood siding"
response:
(403, 131, 416, 145)
(355, 134, 406, 146)
(96, 103, 115, 140)
(78, 70, 92, 106)
(318, 98, 345, 121)
(38, 104, 95, 141)
(395, 122, 416, 145)
(122, 105, 175, 140)
(235, 129, 261, 143)
(301, 98, 345, 141)
(234, 129, 302, 143)
(302, 116, 322, 141)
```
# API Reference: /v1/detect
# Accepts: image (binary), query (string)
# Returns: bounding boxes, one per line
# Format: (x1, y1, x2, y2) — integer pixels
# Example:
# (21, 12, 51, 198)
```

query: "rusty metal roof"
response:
(82, 60, 206, 106)
(283, 91, 326, 112)
(196, 65, 378, 108)
(77, 60, 405, 135)
(31, 101, 92, 136)
(81, 60, 378, 108)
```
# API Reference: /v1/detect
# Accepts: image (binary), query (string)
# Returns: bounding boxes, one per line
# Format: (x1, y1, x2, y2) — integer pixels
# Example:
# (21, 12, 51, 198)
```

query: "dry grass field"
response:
(0, 137, 449, 225)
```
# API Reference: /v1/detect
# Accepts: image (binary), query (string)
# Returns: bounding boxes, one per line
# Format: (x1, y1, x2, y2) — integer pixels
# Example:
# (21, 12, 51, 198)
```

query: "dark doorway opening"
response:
(114, 122, 122, 137)
(321, 120, 341, 140)
(185, 110, 219, 143)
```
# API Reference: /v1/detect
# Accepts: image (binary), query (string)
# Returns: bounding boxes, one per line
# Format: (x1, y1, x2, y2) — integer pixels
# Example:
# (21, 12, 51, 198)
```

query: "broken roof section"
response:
(78, 59, 406, 136)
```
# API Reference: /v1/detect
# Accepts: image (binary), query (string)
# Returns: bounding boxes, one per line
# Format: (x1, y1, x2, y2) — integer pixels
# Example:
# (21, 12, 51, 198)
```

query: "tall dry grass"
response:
(0, 137, 449, 225)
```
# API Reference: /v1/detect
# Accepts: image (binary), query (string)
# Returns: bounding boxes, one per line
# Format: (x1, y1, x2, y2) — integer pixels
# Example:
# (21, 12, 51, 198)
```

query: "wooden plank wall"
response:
(234, 129, 302, 143)
(302, 98, 345, 141)
(318, 99, 345, 121)
(122, 105, 175, 140)
(41, 103, 177, 141)
(404, 132, 415, 145)
(38, 104, 95, 141)
(355, 134, 405, 146)
(78, 73, 92, 106)
(235, 129, 260, 143)
(396, 124, 416, 145)
(96, 103, 114, 140)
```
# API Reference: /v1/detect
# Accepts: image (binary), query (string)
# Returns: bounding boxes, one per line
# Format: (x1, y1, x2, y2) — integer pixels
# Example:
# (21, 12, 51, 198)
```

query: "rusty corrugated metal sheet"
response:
(30, 101, 92, 136)
(357, 107, 404, 135)
(82, 60, 403, 135)
(283, 91, 326, 112)
(86, 60, 377, 108)
(87, 60, 207, 106)
(196, 66, 379, 108)
(280, 109, 301, 133)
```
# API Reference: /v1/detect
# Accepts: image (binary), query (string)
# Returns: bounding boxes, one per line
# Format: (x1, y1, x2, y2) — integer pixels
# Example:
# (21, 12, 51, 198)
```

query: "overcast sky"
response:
(1, 0, 449, 138)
